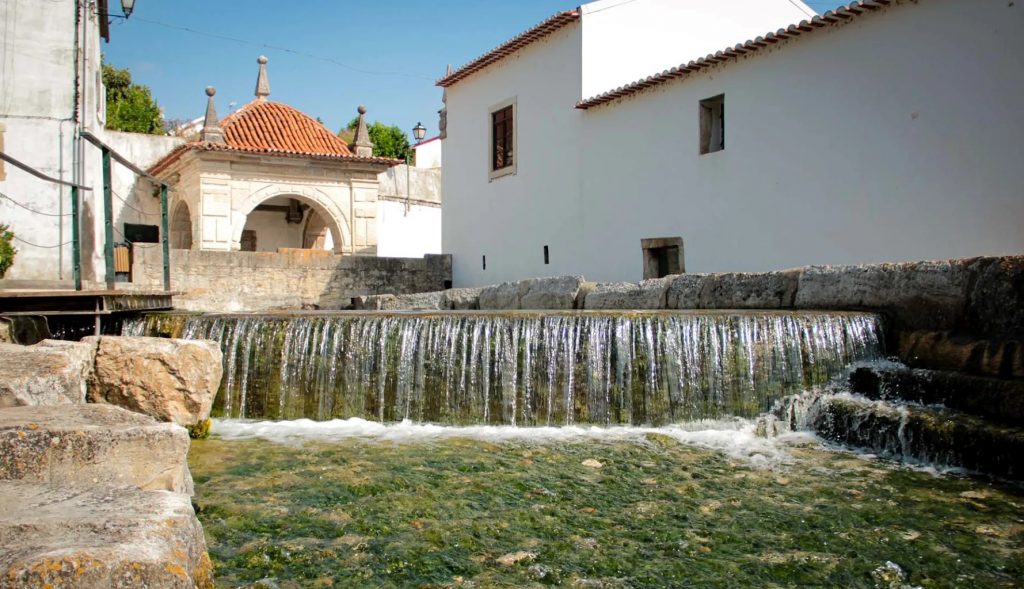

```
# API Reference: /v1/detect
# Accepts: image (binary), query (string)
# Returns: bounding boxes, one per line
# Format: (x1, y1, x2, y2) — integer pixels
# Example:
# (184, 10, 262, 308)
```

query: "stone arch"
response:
(170, 201, 193, 249)
(234, 185, 350, 254)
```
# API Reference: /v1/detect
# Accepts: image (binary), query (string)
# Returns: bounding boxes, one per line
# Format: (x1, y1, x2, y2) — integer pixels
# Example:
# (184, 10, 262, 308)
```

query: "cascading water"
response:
(124, 310, 883, 424)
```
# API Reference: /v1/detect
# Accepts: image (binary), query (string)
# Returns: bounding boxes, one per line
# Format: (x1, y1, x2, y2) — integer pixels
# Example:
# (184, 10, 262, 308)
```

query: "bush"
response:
(0, 224, 16, 278)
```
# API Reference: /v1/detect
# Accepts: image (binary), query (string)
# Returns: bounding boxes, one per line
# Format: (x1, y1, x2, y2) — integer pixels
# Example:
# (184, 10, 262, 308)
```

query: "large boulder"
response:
(0, 339, 96, 408)
(520, 275, 585, 310)
(0, 481, 213, 588)
(0, 404, 193, 494)
(393, 291, 448, 310)
(666, 274, 706, 309)
(85, 336, 222, 429)
(479, 281, 528, 310)
(584, 279, 669, 310)
(966, 256, 1024, 340)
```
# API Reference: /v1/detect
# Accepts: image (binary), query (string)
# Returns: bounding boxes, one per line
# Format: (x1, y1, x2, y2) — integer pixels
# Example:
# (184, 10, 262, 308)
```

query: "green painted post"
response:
(71, 185, 81, 290)
(102, 148, 115, 289)
(160, 184, 170, 291)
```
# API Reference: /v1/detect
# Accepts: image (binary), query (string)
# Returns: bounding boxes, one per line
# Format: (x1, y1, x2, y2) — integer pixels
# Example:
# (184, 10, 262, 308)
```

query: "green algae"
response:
(189, 434, 1024, 588)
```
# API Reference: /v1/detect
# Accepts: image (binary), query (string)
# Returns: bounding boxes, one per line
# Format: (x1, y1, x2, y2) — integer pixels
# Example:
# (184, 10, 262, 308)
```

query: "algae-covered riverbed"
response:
(189, 421, 1024, 588)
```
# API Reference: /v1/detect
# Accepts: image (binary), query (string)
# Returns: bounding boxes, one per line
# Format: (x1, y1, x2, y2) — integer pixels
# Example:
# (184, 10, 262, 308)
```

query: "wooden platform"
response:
(0, 289, 174, 317)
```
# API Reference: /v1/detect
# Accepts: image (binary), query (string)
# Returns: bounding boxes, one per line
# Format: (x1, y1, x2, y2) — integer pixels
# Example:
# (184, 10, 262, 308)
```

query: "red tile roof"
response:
(220, 100, 355, 156)
(437, 10, 581, 88)
(576, 0, 893, 110)
(149, 100, 401, 175)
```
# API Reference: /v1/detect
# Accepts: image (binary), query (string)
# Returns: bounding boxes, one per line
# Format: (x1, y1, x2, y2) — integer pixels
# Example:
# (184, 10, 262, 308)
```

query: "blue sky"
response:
(104, 1, 848, 139)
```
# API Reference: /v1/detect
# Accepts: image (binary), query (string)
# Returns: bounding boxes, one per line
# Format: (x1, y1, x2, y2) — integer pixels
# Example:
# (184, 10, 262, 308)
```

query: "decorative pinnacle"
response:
(351, 105, 373, 157)
(200, 86, 225, 143)
(255, 55, 270, 100)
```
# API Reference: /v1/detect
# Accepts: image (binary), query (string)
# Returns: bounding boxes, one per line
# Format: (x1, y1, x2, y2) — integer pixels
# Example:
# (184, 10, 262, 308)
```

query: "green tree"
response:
(340, 117, 411, 160)
(102, 62, 164, 135)
(0, 224, 16, 278)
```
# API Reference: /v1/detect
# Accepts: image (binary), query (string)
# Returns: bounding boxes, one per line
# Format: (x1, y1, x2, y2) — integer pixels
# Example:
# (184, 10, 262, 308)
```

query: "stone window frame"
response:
(488, 97, 517, 182)
(641, 237, 685, 279)
(699, 94, 725, 155)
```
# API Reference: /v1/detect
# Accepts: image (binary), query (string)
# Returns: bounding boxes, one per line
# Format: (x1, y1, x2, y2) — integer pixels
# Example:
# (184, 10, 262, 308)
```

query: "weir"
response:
(125, 310, 882, 425)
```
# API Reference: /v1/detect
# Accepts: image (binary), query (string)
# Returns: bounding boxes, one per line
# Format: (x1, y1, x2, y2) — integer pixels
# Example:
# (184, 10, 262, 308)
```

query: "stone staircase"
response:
(807, 364, 1024, 479)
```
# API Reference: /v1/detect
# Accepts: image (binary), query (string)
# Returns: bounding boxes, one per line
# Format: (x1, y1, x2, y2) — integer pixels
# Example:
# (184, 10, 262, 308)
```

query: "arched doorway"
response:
(170, 201, 193, 249)
(238, 195, 341, 252)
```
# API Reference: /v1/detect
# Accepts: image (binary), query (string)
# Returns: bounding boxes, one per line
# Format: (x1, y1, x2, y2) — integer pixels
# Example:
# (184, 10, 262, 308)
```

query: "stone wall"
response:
(359, 256, 1023, 342)
(131, 247, 452, 312)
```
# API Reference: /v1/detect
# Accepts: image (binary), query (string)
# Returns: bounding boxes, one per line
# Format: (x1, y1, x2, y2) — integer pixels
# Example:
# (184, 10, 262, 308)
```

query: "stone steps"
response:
(0, 404, 193, 495)
(810, 394, 1024, 479)
(0, 481, 212, 588)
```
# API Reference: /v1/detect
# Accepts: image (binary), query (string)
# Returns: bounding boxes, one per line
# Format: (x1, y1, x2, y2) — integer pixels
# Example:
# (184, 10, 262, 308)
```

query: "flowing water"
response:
(125, 310, 882, 424)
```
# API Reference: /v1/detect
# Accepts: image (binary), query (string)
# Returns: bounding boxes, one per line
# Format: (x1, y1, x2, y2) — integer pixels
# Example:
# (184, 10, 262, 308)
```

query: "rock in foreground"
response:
(86, 336, 222, 429)
(0, 340, 96, 408)
(0, 481, 212, 588)
(0, 404, 193, 494)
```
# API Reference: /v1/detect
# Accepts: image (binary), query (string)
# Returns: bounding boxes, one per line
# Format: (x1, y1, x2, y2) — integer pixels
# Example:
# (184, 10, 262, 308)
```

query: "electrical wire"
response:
(12, 235, 70, 249)
(0, 191, 69, 217)
(111, 187, 160, 218)
(132, 16, 435, 81)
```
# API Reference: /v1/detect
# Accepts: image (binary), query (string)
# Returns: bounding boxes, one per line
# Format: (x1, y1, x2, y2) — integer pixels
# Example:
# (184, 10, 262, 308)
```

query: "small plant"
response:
(0, 224, 16, 278)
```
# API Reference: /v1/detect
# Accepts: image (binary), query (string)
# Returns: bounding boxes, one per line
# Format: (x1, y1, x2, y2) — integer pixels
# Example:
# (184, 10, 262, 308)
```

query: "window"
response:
(123, 223, 159, 244)
(641, 237, 685, 279)
(543, 245, 549, 265)
(489, 99, 516, 180)
(699, 94, 724, 155)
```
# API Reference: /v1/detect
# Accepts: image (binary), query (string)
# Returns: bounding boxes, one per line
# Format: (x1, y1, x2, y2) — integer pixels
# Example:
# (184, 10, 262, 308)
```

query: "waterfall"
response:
(124, 311, 883, 425)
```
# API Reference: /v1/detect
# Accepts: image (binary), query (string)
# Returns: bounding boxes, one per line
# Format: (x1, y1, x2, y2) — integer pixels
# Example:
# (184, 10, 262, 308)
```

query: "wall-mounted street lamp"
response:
(121, 0, 136, 18)
(405, 123, 427, 214)
(412, 122, 426, 143)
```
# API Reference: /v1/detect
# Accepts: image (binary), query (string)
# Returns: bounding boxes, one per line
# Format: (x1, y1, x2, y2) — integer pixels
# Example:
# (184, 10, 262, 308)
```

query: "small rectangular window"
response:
(123, 223, 159, 244)
(641, 237, 685, 279)
(699, 94, 725, 155)
(543, 245, 549, 265)
(489, 99, 517, 180)
(482, 255, 487, 270)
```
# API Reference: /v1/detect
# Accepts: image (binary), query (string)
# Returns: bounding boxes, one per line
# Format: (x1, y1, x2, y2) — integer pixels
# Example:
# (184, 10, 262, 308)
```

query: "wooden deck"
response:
(0, 289, 174, 317)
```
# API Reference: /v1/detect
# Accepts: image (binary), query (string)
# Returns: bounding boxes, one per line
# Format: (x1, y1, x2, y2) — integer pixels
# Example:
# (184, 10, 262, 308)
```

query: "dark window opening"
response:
(491, 105, 514, 171)
(543, 245, 549, 265)
(482, 255, 487, 271)
(699, 94, 725, 155)
(641, 237, 685, 279)
(123, 223, 159, 244)
(443, 280, 453, 289)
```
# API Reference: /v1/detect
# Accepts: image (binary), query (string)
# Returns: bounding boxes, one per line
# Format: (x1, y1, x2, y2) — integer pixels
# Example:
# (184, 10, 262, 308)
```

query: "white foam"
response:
(211, 417, 804, 468)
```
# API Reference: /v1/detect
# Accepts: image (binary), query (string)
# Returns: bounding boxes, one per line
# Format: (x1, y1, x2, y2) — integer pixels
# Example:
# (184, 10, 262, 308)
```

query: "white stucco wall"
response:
(413, 138, 442, 169)
(442, 24, 585, 286)
(579, 0, 815, 98)
(376, 201, 442, 258)
(576, 0, 1023, 280)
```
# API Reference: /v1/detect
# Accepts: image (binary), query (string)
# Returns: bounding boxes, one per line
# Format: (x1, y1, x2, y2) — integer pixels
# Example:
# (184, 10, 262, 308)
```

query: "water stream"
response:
(125, 310, 882, 424)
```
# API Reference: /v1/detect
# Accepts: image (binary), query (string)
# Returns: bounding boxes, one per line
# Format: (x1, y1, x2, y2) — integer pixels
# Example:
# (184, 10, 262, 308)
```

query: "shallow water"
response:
(190, 420, 1024, 588)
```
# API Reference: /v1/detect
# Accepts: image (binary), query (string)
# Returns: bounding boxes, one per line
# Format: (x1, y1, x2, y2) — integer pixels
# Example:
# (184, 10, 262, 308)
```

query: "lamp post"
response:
(406, 123, 427, 213)
(121, 0, 135, 18)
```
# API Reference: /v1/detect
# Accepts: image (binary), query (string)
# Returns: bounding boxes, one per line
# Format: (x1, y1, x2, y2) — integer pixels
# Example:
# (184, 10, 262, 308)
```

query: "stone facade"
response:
(131, 246, 452, 312)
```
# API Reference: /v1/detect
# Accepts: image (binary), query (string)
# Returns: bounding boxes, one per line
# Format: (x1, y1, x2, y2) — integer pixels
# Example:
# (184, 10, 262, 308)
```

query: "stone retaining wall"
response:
(131, 247, 452, 312)
(359, 256, 1023, 341)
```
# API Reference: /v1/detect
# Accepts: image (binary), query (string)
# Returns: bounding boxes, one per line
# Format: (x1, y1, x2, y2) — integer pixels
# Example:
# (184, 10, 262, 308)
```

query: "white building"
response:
(440, 0, 1024, 286)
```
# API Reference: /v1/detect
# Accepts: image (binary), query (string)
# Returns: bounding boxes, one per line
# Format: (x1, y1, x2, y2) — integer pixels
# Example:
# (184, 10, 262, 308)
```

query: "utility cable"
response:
(111, 187, 160, 218)
(11, 235, 70, 249)
(0, 190, 69, 217)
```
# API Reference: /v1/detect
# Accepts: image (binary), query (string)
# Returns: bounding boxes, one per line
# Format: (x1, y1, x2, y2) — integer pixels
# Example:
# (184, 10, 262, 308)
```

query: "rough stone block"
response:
(0, 404, 193, 494)
(699, 271, 799, 309)
(354, 294, 398, 310)
(443, 287, 483, 310)
(584, 279, 669, 310)
(967, 256, 1024, 341)
(392, 291, 448, 310)
(479, 281, 528, 310)
(0, 481, 212, 588)
(796, 260, 971, 331)
(666, 274, 707, 309)
(519, 275, 585, 310)
(0, 339, 96, 408)
(85, 336, 222, 429)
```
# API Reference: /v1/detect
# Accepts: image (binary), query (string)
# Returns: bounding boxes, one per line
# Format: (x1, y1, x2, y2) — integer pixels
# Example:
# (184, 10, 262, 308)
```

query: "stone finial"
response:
(200, 86, 225, 144)
(438, 64, 451, 140)
(255, 55, 270, 100)
(351, 105, 373, 157)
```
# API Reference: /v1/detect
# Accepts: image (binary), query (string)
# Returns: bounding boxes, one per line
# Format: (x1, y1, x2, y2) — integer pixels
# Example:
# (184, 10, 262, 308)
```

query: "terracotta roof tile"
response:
(219, 100, 354, 156)
(438, 10, 581, 88)
(576, 0, 893, 110)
